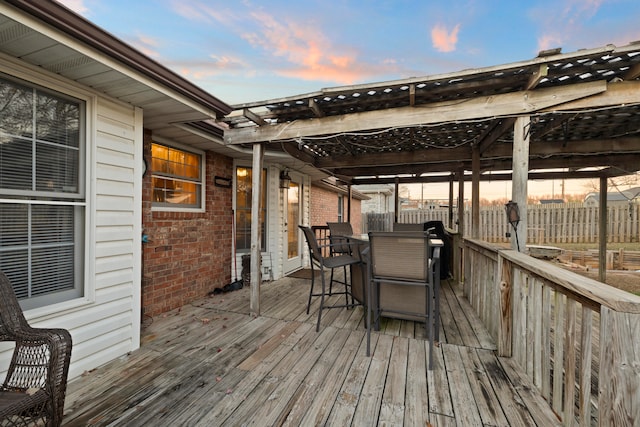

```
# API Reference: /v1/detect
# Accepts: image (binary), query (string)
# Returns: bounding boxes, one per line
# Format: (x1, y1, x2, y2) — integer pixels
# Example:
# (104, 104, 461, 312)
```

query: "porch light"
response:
(279, 168, 291, 189)
(505, 200, 520, 226)
(505, 200, 521, 251)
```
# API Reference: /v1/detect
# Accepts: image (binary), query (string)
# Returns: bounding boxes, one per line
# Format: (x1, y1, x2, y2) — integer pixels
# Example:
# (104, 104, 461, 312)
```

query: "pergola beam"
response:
(313, 136, 640, 170)
(225, 81, 606, 145)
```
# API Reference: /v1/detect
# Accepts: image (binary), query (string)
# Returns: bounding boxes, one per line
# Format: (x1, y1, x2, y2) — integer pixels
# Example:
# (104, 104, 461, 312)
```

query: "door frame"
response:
(283, 172, 303, 273)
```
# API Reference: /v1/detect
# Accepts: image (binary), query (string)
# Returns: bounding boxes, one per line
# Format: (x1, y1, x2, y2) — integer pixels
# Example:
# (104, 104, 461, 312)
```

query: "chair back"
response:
(0, 272, 30, 338)
(299, 225, 324, 265)
(0, 271, 73, 427)
(392, 223, 423, 232)
(327, 222, 353, 254)
(369, 231, 429, 282)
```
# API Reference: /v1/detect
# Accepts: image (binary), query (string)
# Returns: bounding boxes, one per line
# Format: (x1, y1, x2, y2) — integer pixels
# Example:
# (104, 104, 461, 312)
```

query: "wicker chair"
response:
(0, 272, 72, 427)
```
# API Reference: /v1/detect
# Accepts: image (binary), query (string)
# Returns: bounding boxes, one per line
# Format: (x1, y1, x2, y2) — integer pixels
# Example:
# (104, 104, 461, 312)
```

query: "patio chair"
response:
(366, 231, 440, 369)
(326, 222, 354, 295)
(299, 225, 362, 332)
(0, 272, 73, 427)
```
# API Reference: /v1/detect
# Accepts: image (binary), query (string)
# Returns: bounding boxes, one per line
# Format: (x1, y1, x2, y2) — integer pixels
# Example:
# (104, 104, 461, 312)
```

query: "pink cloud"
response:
(535, 0, 606, 52)
(240, 10, 373, 84)
(431, 23, 460, 53)
(171, 2, 400, 84)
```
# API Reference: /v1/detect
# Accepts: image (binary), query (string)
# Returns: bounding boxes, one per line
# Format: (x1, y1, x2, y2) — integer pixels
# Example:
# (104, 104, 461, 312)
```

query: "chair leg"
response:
(316, 271, 327, 332)
(435, 277, 440, 342)
(328, 268, 334, 295)
(343, 265, 350, 307)
(307, 265, 316, 314)
(428, 286, 435, 370)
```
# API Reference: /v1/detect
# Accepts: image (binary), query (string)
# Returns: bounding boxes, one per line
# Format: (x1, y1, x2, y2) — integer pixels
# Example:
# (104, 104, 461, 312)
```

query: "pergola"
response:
(219, 43, 640, 314)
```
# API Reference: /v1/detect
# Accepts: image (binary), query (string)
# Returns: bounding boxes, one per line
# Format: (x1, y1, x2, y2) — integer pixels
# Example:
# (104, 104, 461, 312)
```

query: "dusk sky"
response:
(58, 0, 640, 105)
(56, 0, 640, 199)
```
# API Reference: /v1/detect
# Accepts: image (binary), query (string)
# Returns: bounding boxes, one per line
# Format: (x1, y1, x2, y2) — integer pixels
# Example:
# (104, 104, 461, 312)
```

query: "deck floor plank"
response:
(63, 278, 561, 426)
(378, 336, 409, 426)
(442, 344, 484, 426)
(404, 339, 430, 426)
(350, 333, 394, 426)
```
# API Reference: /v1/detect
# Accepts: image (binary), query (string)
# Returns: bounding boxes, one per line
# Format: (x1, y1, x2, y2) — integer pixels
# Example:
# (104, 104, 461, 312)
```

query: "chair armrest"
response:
(3, 328, 72, 422)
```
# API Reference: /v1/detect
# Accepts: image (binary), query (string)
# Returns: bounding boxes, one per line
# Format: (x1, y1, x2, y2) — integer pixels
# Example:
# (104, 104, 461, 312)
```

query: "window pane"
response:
(0, 77, 33, 138)
(0, 137, 33, 190)
(0, 203, 79, 301)
(36, 141, 79, 192)
(151, 142, 202, 208)
(36, 91, 80, 148)
(0, 203, 28, 244)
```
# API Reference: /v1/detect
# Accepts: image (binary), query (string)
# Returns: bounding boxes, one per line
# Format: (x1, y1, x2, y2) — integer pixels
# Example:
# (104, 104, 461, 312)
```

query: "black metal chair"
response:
(326, 222, 354, 295)
(366, 231, 440, 369)
(0, 272, 72, 427)
(299, 225, 362, 332)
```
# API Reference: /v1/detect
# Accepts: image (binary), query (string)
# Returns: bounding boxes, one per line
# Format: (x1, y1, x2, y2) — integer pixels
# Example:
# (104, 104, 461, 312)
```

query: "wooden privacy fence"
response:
(363, 203, 640, 244)
(463, 238, 640, 426)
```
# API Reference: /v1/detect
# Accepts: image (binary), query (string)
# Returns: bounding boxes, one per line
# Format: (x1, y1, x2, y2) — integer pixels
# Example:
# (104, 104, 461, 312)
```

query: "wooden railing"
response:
(463, 238, 640, 426)
(363, 202, 640, 243)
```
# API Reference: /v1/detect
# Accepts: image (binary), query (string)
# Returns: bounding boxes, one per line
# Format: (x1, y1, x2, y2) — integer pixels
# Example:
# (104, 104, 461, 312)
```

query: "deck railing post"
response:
(497, 253, 512, 357)
(598, 307, 640, 426)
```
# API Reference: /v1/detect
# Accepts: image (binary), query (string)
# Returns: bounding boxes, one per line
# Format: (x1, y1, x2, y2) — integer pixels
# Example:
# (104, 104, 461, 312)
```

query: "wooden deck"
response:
(63, 274, 560, 426)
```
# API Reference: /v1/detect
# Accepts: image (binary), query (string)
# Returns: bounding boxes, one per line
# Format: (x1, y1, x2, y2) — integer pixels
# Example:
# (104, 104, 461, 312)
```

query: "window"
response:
(337, 196, 344, 222)
(151, 142, 203, 209)
(235, 166, 266, 252)
(0, 74, 85, 310)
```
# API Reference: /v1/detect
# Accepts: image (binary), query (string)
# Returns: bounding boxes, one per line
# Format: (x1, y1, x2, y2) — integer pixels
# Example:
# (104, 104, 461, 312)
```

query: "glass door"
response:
(283, 179, 302, 273)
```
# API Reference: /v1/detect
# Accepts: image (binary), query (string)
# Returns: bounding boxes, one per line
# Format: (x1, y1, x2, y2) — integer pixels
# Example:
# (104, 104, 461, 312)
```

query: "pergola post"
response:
(599, 176, 607, 282)
(394, 178, 399, 225)
(347, 184, 352, 223)
(448, 175, 454, 229)
(511, 116, 530, 252)
(250, 142, 264, 317)
(457, 169, 465, 236)
(472, 146, 480, 239)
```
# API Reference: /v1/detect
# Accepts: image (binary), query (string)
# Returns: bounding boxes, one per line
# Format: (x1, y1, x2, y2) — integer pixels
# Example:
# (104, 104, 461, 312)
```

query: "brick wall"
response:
(142, 131, 233, 316)
(310, 185, 362, 233)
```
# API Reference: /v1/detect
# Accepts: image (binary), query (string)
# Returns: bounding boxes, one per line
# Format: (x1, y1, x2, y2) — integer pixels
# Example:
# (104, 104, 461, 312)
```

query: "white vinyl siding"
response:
(66, 97, 141, 379)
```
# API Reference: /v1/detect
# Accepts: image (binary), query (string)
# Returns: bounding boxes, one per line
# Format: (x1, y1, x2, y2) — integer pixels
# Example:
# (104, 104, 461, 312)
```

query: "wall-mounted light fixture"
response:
(279, 168, 291, 189)
(505, 200, 521, 251)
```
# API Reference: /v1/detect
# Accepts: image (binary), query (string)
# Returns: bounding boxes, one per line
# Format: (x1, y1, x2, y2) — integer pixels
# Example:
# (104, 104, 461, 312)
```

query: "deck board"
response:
(63, 277, 561, 426)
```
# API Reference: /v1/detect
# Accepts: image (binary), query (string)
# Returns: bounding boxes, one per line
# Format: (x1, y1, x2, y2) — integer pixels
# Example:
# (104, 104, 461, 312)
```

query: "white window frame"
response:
(150, 137, 205, 213)
(0, 69, 88, 311)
